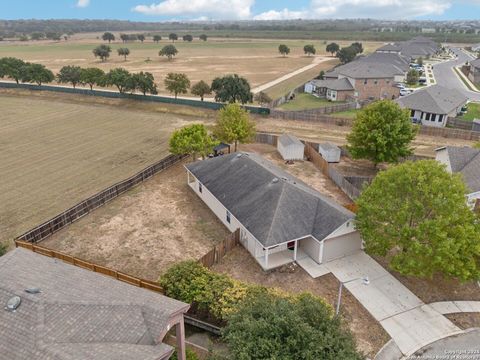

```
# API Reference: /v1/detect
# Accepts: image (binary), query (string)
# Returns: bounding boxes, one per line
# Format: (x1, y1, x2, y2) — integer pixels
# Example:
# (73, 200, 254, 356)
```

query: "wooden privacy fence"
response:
(304, 141, 329, 176)
(14, 240, 164, 293)
(198, 229, 240, 268)
(272, 102, 356, 116)
(16, 153, 187, 243)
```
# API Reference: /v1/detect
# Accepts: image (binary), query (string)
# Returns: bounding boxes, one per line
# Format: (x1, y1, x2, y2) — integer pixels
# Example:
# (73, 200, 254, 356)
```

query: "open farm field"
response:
(0, 35, 381, 96)
(0, 93, 209, 245)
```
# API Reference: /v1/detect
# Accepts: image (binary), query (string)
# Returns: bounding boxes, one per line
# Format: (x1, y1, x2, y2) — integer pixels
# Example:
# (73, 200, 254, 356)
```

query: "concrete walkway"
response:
(251, 56, 333, 94)
(298, 252, 462, 356)
(429, 301, 480, 314)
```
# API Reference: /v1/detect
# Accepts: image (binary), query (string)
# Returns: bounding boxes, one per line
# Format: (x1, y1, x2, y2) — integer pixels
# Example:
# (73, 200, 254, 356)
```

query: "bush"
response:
(0, 242, 7, 257)
(171, 348, 199, 360)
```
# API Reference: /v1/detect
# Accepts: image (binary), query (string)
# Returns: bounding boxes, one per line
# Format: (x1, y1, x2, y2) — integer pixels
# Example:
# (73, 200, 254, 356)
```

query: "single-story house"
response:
(376, 36, 440, 60)
(436, 146, 480, 209)
(471, 43, 480, 52)
(319, 142, 341, 163)
(185, 153, 362, 271)
(0, 248, 190, 360)
(396, 85, 468, 127)
(304, 78, 355, 102)
(277, 134, 304, 161)
(468, 58, 480, 85)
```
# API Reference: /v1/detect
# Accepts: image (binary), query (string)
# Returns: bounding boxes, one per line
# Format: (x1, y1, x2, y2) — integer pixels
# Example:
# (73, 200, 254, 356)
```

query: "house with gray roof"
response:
(185, 153, 362, 271)
(468, 58, 480, 85)
(304, 78, 354, 101)
(0, 248, 190, 360)
(397, 85, 468, 127)
(378, 36, 440, 60)
(435, 146, 480, 209)
(472, 43, 480, 52)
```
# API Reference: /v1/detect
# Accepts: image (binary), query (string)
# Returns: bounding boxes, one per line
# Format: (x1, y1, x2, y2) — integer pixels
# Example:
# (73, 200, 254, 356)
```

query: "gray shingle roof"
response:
(328, 61, 405, 79)
(470, 58, 480, 69)
(0, 248, 189, 360)
(377, 44, 402, 52)
(397, 85, 467, 115)
(359, 52, 410, 72)
(441, 146, 480, 193)
(186, 153, 354, 247)
(311, 78, 354, 91)
(278, 134, 303, 147)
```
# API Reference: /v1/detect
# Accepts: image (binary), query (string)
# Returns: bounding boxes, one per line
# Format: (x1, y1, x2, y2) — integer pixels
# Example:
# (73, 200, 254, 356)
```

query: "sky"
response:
(1, 0, 479, 21)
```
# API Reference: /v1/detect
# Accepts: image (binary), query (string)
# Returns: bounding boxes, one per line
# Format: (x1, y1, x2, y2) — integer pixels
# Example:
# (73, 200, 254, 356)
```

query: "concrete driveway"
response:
(433, 48, 480, 102)
(298, 252, 462, 356)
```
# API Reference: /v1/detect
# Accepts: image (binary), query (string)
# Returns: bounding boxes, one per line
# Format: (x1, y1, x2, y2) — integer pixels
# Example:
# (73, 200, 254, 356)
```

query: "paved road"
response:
(298, 252, 462, 357)
(433, 48, 480, 102)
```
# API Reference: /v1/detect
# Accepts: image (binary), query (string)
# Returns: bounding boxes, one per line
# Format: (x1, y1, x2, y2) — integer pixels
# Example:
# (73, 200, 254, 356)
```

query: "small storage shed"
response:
(277, 134, 305, 161)
(319, 142, 341, 163)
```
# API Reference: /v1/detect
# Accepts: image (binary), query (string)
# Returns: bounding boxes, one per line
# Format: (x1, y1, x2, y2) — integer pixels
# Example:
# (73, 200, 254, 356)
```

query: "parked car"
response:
(418, 77, 427, 84)
(400, 88, 413, 96)
(395, 83, 406, 89)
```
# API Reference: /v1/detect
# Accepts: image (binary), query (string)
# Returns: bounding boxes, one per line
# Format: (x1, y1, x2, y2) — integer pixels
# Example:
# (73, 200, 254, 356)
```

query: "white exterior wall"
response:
(277, 141, 305, 161)
(410, 109, 447, 127)
(325, 220, 356, 240)
(319, 145, 341, 163)
(326, 89, 337, 101)
(304, 82, 315, 94)
(435, 148, 452, 172)
(300, 237, 322, 263)
(322, 231, 362, 263)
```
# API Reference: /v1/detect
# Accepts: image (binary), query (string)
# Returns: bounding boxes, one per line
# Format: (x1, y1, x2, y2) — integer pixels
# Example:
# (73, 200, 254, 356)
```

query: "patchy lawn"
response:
(445, 313, 480, 330)
(211, 246, 390, 359)
(278, 93, 338, 111)
(238, 143, 352, 205)
(373, 256, 480, 303)
(42, 159, 230, 281)
(461, 102, 480, 121)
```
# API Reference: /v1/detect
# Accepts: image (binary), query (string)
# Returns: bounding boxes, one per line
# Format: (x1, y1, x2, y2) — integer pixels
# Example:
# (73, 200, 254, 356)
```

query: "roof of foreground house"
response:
(437, 146, 480, 193)
(397, 85, 467, 115)
(0, 248, 189, 360)
(310, 78, 354, 91)
(186, 153, 354, 247)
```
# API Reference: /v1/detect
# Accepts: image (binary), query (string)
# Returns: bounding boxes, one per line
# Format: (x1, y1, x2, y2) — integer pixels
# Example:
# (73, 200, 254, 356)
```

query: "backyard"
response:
(0, 91, 214, 245)
(461, 102, 480, 121)
(278, 93, 339, 111)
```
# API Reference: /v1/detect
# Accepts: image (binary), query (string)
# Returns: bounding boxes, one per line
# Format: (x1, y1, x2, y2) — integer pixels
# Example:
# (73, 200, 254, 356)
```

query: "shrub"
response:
(0, 242, 7, 257)
(171, 348, 199, 360)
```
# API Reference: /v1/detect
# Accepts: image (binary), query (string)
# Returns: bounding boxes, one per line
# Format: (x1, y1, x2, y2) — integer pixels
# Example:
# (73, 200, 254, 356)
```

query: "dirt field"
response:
(255, 118, 476, 158)
(212, 246, 390, 358)
(0, 34, 382, 96)
(0, 92, 213, 245)
(238, 143, 352, 205)
(42, 159, 230, 280)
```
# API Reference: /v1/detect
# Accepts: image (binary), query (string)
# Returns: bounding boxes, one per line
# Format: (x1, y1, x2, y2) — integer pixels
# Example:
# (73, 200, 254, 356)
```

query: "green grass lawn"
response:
(461, 102, 480, 121)
(329, 108, 359, 119)
(279, 93, 339, 111)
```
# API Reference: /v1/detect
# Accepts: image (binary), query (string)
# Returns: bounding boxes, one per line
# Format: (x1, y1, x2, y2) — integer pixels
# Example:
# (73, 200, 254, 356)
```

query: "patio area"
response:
(256, 247, 308, 271)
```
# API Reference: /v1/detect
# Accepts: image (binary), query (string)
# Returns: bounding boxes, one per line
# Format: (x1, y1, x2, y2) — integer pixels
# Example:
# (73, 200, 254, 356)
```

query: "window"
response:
(363, 79, 368, 85)
(425, 113, 431, 121)
(438, 114, 443, 123)
(374, 79, 378, 85)
(386, 80, 390, 84)
(198, 182, 202, 193)
(410, 109, 415, 117)
(226, 210, 231, 224)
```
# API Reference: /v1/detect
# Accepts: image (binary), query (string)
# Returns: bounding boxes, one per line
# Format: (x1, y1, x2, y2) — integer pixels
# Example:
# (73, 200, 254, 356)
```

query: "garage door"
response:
(322, 231, 362, 263)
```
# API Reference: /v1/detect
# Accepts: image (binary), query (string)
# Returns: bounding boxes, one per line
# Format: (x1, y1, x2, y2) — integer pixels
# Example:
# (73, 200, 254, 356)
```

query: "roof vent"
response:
(5, 296, 21, 312)
(25, 288, 41, 294)
(272, 178, 279, 183)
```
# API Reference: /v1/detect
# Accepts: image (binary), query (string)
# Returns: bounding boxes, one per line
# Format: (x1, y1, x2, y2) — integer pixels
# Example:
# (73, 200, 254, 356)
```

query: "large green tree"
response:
(254, 91, 272, 106)
(223, 291, 364, 360)
(169, 33, 178, 42)
(57, 65, 82, 88)
(105, 68, 131, 93)
(92, 44, 111, 62)
(159, 44, 178, 60)
(79, 67, 105, 90)
(190, 80, 211, 101)
(117, 47, 130, 61)
(132, 71, 157, 95)
(337, 46, 358, 64)
(406, 69, 419, 85)
(211, 74, 253, 104)
(346, 100, 417, 167)
(278, 44, 290, 57)
(102, 32, 115, 43)
(182, 34, 193, 42)
(21, 63, 54, 85)
(214, 103, 255, 152)
(137, 34, 145, 43)
(153, 35, 162, 43)
(326, 42, 340, 56)
(169, 124, 216, 160)
(199, 34, 208, 41)
(303, 44, 316, 56)
(356, 160, 480, 281)
(0, 57, 26, 83)
(164, 72, 190, 99)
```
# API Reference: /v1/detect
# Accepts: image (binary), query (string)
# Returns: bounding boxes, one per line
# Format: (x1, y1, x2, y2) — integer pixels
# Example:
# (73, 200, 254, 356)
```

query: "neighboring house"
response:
(0, 248, 190, 360)
(376, 36, 440, 60)
(318, 143, 341, 163)
(185, 153, 362, 271)
(277, 134, 305, 161)
(304, 78, 354, 101)
(376, 43, 402, 54)
(472, 43, 480, 52)
(397, 85, 468, 127)
(468, 58, 480, 85)
(435, 146, 480, 209)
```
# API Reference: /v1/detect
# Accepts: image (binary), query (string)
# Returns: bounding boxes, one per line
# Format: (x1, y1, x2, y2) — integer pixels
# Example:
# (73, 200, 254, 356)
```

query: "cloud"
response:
(76, 0, 90, 8)
(255, 0, 452, 20)
(133, 0, 254, 19)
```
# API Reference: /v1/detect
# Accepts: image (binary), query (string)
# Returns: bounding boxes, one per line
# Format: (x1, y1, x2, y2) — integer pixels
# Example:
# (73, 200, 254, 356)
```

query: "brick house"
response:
(468, 58, 480, 85)
(304, 78, 355, 102)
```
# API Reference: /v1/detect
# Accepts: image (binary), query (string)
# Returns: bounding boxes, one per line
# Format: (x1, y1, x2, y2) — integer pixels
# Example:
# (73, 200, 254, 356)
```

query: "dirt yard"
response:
(42, 159, 229, 281)
(238, 143, 352, 205)
(445, 313, 480, 330)
(212, 246, 390, 358)
(256, 118, 476, 158)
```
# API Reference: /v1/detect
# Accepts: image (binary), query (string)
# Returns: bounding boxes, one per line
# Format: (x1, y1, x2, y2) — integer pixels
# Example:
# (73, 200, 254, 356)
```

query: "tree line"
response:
(276, 42, 363, 63)
(0, 57, 258, 103)
(101, 32, 207, 44)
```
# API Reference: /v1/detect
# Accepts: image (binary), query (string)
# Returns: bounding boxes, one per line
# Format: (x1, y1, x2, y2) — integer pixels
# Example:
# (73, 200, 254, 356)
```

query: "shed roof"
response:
(319, 142, 341, 152)
(0, 248, 189, 360)
(186, 153, 354, 247)
(278, 134, 304, 147)
(397, 85, 467, 115)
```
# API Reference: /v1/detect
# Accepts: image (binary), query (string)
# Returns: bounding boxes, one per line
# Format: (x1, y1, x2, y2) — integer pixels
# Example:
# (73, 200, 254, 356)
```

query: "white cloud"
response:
(255, 0, 452, 20)
(133, 0, 254, 19)
(76, 0, 90, 8)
